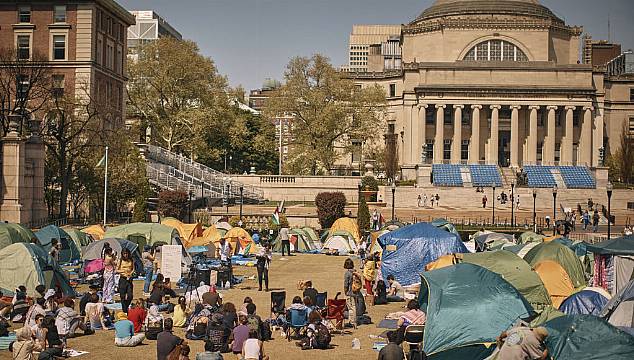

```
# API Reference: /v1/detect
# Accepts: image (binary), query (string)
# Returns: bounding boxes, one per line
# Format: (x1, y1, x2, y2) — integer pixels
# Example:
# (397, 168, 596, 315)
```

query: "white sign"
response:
(161, 245, 182, 283)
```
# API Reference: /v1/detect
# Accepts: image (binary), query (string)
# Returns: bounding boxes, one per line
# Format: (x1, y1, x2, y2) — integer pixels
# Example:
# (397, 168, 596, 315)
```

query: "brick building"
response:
(0, 0, 135, 124)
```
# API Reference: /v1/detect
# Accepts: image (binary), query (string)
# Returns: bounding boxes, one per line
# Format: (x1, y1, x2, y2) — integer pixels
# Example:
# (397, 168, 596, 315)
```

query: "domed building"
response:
(351, 0, 633, 187)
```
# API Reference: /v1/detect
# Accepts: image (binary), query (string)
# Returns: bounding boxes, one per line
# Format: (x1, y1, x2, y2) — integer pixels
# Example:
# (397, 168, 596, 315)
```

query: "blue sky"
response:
(117, 0, 634, 91)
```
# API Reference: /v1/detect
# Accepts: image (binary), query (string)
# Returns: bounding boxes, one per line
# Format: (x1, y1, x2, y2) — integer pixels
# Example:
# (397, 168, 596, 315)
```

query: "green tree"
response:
(264, 54, 386, 175)
(357, 194, 370, 234)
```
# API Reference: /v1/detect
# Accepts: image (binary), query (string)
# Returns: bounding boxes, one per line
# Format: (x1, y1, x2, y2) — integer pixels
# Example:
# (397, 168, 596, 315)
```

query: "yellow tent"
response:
(330, 217, 361, 244)
(222, 227, 259, 255)
(161, 218, 203, 247)
(187, 225, 221, 249)
(368, 230, 388, 256)
(533, 260, 576, 308)
(543, 235, 562, 242)
(425, 254, 459, 271)
(82, 224, 105, 240)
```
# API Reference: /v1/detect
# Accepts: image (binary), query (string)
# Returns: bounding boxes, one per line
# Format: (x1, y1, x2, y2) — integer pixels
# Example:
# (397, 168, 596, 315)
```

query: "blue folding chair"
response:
(286, 307, 308, 341)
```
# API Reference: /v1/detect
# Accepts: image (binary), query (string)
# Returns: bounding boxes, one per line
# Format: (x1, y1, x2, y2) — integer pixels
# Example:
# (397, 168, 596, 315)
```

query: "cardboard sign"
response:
(210, 270, 218, 286)
(161, 245, 183, 282)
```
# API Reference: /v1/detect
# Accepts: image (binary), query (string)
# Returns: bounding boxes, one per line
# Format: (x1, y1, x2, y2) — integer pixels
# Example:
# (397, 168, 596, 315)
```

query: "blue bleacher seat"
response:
(559, 166, 596, 189)
(524, 166, 557, 188)
(469, 165, 502, 187)
(432, 164, 463, 187)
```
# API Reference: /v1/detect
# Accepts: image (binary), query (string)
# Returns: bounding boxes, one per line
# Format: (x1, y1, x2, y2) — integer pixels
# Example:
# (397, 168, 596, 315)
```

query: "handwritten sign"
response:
(161, 245, 182, 282)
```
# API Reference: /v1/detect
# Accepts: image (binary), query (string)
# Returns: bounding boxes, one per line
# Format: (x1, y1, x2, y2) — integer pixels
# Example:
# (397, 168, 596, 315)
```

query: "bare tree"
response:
(0, 48, 52, 135)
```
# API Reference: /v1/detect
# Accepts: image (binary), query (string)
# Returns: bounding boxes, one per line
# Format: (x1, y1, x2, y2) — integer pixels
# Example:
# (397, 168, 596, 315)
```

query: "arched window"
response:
(463, 40, 528, 62)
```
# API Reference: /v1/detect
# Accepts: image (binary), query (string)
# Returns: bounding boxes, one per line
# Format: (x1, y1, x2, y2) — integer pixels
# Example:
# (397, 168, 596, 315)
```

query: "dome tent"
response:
(559, 288, 609, 316)
(81, 238, 143, 274)
(82, 224, 105, 240)
(65, 228, 94, 249)
(0, 223, 38, 250)
(329, 217, 361, 244)
(35, 225, 81, 263)
(0, 243, 75, 297)
(523, 241, 586, 289)
(533, 260, 576, 308)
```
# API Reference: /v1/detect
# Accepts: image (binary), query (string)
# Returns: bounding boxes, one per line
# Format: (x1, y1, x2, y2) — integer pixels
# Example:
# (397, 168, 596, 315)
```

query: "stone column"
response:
(544, 106, 558, 165)
(0, 116, 27, 224)
(417, 104, 428, 164)
(470, 105, 482, 164)
(488, 105, 501, 165)
(528, 106, 539, 164)
(434, 104, 446, 163)
(594, 113, 604, 167)
(452, 105, 464, 163)
(580, 106, 594, 166)
(510, 105, 521, 167)
(562, 106, 576, 165)
(403, 105, 412, 165)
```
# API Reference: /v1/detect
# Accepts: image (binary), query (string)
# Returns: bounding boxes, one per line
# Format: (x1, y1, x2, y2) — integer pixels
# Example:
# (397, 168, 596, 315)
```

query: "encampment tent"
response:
(0, 223, 37, 250)
(161, 217, 204, 247)
(518, 231, 544, 244)
(418, 263, 533, 356)
(330, 217, 360, 244)
(524, 241, 586, 288)
(544, 315, 634, 359)
(35, 225, 81, 263)
(223, 227, 258, 255)
(586, 235, 634, 295)
(559, 288, 610, 316)
(431, 218, 459, 235)
(186, 225, 221, 249)
(0, 243, 75, 297)
(322, 234, 357, 254)
(600, 278, 634, 334)
(81, 238, 143, 274)
(272, 229, 315, 253)
(65, 228, 94, 249)
(104, 223, 182, 248)
(533, 260, 576, 308)
(474, 232, 514, 252)
(82, 224, 105, 240)
(503, 242, 541, 258)
(378, 222, 468, 286)
(215, 221, 232, 232)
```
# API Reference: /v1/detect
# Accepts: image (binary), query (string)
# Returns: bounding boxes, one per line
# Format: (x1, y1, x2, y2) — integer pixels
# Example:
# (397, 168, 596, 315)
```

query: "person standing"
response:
(362, 254, 376, 296)
(582, 210, 589, 230)
(430, 196, 435, 208)
(482, 195, 488, 208)
(592, 210, 600, 233)
(423, 194, 428, 207)
(279, 227, 291, 257)
(216, 238, 233, 288)
(255, 243, 272, 292)
(435, 194, 440, 207)
(48, 239, 60, 263)
(417, 194, 422, 207)
(343, 258, 365, 328)
(102, 248, 116, 304)
(142, 246, 155, 296)
(117, 249, 135, 313)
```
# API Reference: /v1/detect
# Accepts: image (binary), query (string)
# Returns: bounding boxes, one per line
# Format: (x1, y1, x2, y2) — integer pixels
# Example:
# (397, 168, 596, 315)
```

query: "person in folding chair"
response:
(269, 291, 286, 329)
(325, 293, 346, 334)
(285, 296, 308, 341)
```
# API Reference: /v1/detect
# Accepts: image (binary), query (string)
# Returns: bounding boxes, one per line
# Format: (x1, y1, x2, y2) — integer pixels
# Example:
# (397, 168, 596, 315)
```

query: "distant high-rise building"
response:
(348, 25, 401, 72)
(127, 10, 181, 59)
(583, 35, 622, 66)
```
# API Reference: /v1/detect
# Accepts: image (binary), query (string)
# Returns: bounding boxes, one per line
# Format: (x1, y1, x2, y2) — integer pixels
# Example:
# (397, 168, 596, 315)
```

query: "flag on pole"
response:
(272, 206, 280, 225)
(96, 155, 106, 167)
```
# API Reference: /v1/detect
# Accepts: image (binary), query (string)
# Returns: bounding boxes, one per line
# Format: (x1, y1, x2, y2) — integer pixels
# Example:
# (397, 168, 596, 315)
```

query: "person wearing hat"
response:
(114, 311, 145, 347)
(79, 284, 100, 316)
(142, 245, 155, 296)
(495, 326, 549, 360)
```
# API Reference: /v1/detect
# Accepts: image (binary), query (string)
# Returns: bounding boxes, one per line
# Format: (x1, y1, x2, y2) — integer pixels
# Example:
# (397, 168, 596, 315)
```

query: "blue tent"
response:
(559, 289, 609, 315)
(378, 222, 468, 286)
(544, 315, 634, 359)
(35, 225, 81, 263)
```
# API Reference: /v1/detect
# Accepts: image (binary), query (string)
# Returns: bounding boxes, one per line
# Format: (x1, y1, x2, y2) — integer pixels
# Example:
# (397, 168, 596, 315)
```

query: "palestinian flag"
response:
(272, 206, 280, 225)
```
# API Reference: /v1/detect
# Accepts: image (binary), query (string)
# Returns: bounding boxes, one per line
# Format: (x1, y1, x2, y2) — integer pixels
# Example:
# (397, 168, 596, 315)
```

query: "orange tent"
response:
(82, 224, 105, 240)
(533, 260, 576, 308)
(161, 218, 203, 247)
(425, 254, 459, 271)
(543, 235, 562, 242)
(186, 225, 221, 249)
(221, 227, 259, 255)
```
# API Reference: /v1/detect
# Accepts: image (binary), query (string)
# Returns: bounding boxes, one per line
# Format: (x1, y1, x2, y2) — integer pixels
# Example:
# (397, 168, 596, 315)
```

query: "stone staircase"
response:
(460, 166, 472, 187)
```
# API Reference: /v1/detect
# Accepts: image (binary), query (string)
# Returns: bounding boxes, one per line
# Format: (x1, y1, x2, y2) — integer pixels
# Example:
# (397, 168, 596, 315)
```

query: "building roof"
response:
(414, 0, 562, 24)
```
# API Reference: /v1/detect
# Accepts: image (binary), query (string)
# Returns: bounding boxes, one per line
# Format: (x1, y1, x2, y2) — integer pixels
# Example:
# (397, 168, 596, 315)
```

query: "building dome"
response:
(414, 0, 562, 24)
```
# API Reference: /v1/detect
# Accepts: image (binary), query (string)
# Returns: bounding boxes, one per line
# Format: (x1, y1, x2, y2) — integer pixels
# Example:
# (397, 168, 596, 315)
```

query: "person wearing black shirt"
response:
(302, 281, 318, 307)
(156, 318, 184, 360)
(79, 285, 100, 316)
(39, 316, 64, 359)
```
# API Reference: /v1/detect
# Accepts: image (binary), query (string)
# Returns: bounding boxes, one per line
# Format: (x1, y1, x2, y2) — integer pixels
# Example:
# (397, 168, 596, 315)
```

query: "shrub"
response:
(132, 195, 148, 222)
(315, 192, 347, 229)
(157, 190, 188, 220)
(357, 194, 370, 234)
(361, 176, 379, 201)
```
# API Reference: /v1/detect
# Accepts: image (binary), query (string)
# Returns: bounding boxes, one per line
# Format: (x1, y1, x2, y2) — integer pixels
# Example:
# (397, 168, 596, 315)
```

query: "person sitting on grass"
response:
(378, 330, 405, 360)
(157, 318, 185, 360)
(145, 305, 165, 340)
(38, 315, 64, 360)
(11, 291, 30, 323)
(0, 290, 12, 319)
(230, 315, 250, 356)
(245, 303, 263, 340)
(84, 293, 108, 330)
(127, 299, 147, 333)
(149, 274, 174, 312)
(239, 297, 253, 315)
(299, 311, 331, 350)
(242, 329, 269, 360)
(205, 313, 230, 353)
(222, 302, 238, 331)
(114, 311, 145, 347)
(397, 300, 426, 328)
(10, 326, 35, 360)
(195, 339, 224, 360)
(386, 275, 405, 302)
(55, 298, 93, 339)
(179, 343, 191, 360)
(79, 285, 100, 316)
(173, 296, 189, 328)
(374, 280, 388, 305)
(30, 314, 46, 352)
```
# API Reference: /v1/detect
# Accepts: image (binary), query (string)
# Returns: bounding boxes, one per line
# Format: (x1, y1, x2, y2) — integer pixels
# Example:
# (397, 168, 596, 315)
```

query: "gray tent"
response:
(601, 278, 634, 335)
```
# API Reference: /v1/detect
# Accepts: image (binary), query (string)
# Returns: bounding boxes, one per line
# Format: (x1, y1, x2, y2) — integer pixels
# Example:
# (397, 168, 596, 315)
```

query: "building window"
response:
(18, 6, 31, 23)
(443, 140, 452, 160)
(630, 89, 634, 102)
(444, 108, 452, 125)
(426, 108, 435, 125)
(52, 75, 65, 97)
(16, 35, 30, 60)
(573, 110, 580, 127)
(461, 140, 469, 161)
(53, 35, 66, 60)
(53, 5, 66, 23)
(16, 75, 29, 101)
(555, 143, 561, 162)
(463, 40, 528, 62)
(389, 84, 396, 97)
(351, 140, 362, 163)
(537, 142, 543, 162)
(629, 117, 634, 136)
(425, 140, 434, 164)
(96, 36, 103, 65)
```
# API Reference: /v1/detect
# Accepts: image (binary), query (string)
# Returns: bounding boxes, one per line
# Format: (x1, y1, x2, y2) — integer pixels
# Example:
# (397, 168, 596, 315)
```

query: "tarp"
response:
(418, 263, 533, 356)
(186, 225, 221, 248)
(81, 238, 143, 274)
(518, 231, 544, 244)
(35, 225, 81, 263)
(0, 243, 75, 297)
(586, 235, 634, 256)
(0, 223, 37, 250)
(330, 217, 361, 244)
(474, 232, 514, 252)
(601, 278, 634, 330)
(534, 260, 576, 308)
(65, 228, 93, 249)
(82, 224, 105, 240)
(322, 235, 357, 254)
(379, 222, 468, 286)
(559, 289, 609, 316)
(543, 315, 634, 359)
(524, 241, 586, 288)
(161, 217, 203, 246)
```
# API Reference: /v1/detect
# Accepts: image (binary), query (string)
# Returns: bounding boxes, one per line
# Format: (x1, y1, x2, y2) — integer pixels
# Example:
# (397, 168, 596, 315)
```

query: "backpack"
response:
(146, 319, 163, 340)
(351, 271, 363, 293)
(0, 317, 9, 337)
(313, 323, 331, 349)
(261, 319, 272, 341)
(247, 316, 261, 338)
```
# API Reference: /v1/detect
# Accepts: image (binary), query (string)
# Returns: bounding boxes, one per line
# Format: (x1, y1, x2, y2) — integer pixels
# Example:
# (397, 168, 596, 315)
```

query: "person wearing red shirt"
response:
(126, 299, 147, 333)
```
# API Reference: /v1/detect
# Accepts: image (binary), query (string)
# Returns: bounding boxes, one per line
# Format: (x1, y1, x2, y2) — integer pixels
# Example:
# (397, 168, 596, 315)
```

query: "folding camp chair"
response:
(315, 292, 327, 309)
(404, 325, 425, 359)
(286, 308, 308, 341)
(270, 291, 286, 322)
(325, 297, 347, 334)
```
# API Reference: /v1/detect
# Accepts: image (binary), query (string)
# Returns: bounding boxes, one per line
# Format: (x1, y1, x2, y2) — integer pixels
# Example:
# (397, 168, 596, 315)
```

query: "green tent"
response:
(0, 223, 37, 250)
(544, 315, 634, 359)
(459, 250, 552, 309)
(518, 231, 544, 244)
(524, 241, 586, 288)
(419, 263, 534, 356)
(301, 227, 319, 242)
(35, 225, 81, 263)
(0, 243, 75, 297)
(431, 218, 459, 235)
(65, 228, 94, 249)
(503, 242, 541, 258)
(529, 306, 565, 326)
(586, 235, 634, 256)
(104, 223, 181, 249)
(271, 229, 315, 253)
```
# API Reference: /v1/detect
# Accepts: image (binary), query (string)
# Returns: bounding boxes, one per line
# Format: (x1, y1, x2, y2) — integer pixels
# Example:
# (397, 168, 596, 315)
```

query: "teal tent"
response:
(419, 263, 534, 356)
(543, 315, 634, 359)
(0, 223, 38, 250)
(431, 218, 459, 235)
(35, 225, 81, 263)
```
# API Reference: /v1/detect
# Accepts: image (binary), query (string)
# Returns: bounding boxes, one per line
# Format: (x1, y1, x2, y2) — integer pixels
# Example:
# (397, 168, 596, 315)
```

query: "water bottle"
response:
(352, 338, 361, 350)
(225, 280, 230, 289)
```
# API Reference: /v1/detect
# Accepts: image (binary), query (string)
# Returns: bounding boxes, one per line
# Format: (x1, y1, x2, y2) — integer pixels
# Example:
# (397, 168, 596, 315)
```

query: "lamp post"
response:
(391, 182, 396, 222)
(225, 183, 230, 214)
(552, 186, 558, 235)
(492, 184, 496, 226)
(510, 180, 515, 227)
(532, 188, 537, 232)
(357, 182, 362, 220)
(607, 182, 613, 239)
(239, 185, 244, 222)
(188, 190, 193, 223)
